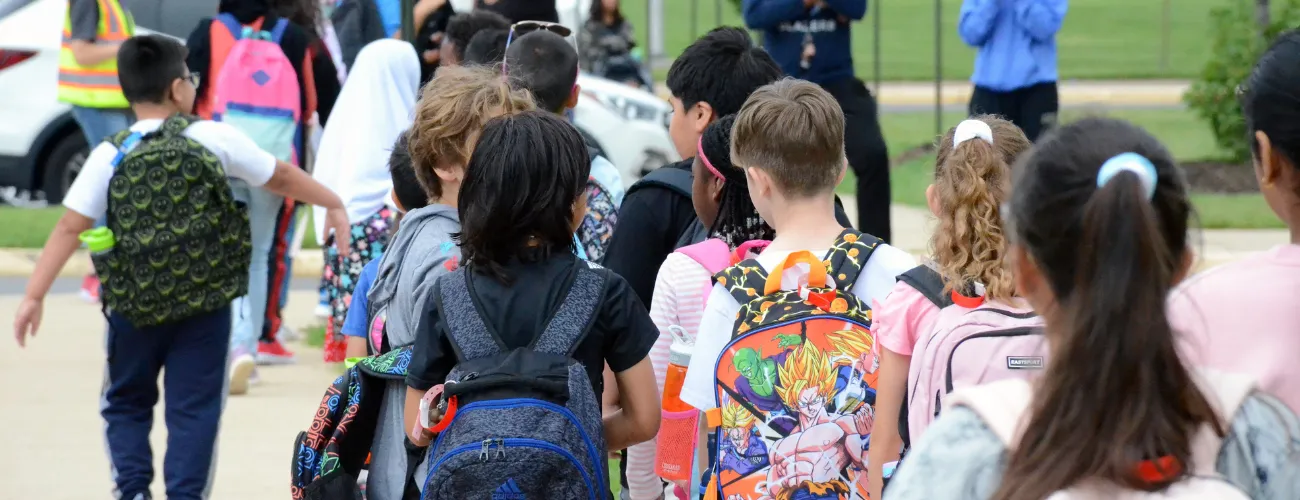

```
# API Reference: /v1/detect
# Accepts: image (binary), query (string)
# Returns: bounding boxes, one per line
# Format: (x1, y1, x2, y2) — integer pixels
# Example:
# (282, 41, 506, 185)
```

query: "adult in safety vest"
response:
(61, 0, 135, 146)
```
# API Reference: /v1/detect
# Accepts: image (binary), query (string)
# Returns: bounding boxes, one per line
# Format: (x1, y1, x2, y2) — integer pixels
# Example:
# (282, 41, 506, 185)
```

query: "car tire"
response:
(40, 132, 89, 204)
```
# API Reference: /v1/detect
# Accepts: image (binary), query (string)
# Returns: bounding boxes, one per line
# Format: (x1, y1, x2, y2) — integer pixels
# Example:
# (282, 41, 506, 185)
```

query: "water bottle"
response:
(656, 326, 697, 483)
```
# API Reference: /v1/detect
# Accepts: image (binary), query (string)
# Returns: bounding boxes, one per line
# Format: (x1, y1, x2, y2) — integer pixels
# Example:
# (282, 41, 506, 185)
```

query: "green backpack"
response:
(95, 114, 252, 326)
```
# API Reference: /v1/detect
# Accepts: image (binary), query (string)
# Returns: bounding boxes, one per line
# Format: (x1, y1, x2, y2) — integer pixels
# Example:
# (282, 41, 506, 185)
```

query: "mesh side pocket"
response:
(655, 408, 699, 482)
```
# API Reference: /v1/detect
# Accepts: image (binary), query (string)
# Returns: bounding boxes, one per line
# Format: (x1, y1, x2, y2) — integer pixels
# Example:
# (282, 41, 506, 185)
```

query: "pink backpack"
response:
(948, 371, 1254, 499)
(209, 14, 302, 163)
(675, 239, 769, 309)
(904, 294, 1047, 443)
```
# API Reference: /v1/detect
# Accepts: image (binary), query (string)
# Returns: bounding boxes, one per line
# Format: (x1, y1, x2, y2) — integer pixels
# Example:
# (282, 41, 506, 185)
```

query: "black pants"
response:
(968, 81, 1060, 142)
(823, 77, 891, 243)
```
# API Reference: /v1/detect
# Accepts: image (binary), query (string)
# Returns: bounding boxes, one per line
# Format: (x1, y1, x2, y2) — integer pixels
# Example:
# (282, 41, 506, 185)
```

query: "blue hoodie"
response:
(743, 0, 867, 86)
(959, 0, 1068, 92)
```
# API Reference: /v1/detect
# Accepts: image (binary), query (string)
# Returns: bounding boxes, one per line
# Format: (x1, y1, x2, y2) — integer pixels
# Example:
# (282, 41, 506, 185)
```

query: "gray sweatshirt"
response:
(365, 204, 461, 499)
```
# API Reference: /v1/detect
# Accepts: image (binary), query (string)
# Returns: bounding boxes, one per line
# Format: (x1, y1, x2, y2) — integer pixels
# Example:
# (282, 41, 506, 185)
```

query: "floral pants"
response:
(321, 207, 394, 362)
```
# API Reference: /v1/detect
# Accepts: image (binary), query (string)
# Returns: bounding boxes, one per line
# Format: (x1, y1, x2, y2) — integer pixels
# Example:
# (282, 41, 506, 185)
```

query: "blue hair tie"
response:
(1096, 152, 1158, 199)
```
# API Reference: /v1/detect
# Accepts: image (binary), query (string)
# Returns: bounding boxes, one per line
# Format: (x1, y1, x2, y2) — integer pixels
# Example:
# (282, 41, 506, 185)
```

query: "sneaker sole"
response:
(256, 355, 297, 366)
(79, 289, 99, 304)
(229, 358, 256, 396)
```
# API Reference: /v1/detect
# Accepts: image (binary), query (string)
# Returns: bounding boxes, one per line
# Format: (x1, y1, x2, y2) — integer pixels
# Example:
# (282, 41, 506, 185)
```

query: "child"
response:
(462, 28, 510, 65)
(11, 34, 351, 500)
(438, 10, 510, 67)
(313, 39, 420, 363)
(340, 130, 428, 359)
(403, 110, 661, 496)
(679, 79, 915, 500)
(866, 116, 1031, 498)
(503, 29, 625, 261)
(624, 114, 775, 499)
(886, 117, 1300, 499)
(364, 64, 535, 500)
(1169, 31, 1300, 414)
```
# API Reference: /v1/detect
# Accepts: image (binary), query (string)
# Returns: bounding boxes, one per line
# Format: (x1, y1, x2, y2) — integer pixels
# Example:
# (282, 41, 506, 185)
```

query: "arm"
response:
(1012, 0, 1066, 43)
(625, 256, 687, 498)
(603, 358, 661, 451)
(822, 0, 868, 20)
(742, 0, 809, 30)
(411, 0, 446, 34)
(13, 210, 94, 346)
(957, 0, 1001, 47)
(867, 347, 909, 500)
(67, 41, 121, 67)
(262, 162, 351, 257)
(345, 337, 369, 358)
(66, 0, 119, 67)
(404, 387, 435, 446)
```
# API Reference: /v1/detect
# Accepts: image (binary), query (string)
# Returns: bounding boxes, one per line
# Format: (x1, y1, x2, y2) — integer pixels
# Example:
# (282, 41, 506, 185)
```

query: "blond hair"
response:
(408, 65, 536, 202)
(777, 341, 838, 410)
(730, 78, 845, 198)
(930, 115, 1032, 301)
(720, 400, 755, 430)
(825, 329, 872, 364)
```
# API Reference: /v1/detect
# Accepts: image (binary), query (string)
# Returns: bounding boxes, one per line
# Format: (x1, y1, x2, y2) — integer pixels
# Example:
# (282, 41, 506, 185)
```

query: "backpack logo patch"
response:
(251, 69, 271, 86)
(1006, 356, 1044, 369)
(492, 478, 525, 499)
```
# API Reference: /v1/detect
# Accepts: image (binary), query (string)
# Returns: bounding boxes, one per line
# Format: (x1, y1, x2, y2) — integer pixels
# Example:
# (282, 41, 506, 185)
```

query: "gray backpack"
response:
(421, 262, 609, 499)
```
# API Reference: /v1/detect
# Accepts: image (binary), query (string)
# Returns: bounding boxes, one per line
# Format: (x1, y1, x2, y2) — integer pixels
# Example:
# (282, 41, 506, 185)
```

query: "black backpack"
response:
(94, 114, 250, 326)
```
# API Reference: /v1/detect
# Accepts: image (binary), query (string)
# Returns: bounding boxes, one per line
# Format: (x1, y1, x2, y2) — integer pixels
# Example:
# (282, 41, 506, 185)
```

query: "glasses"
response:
(183, 72, 201, 88)
(502, 20, 573, 76)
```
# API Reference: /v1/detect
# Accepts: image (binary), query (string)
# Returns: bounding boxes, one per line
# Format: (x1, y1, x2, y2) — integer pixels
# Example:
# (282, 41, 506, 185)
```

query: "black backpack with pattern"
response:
(95, 114, 252, 326)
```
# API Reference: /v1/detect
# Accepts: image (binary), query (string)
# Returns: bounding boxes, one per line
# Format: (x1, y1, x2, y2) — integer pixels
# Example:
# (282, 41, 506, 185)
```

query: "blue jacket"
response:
(742, 0, 867, 86)
(959, 0, 1068, 92)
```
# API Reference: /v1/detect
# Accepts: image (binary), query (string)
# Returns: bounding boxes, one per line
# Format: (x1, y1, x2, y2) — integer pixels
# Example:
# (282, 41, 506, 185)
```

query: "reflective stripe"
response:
(58, 0, 131, 108)
(59, 69, 120, 87)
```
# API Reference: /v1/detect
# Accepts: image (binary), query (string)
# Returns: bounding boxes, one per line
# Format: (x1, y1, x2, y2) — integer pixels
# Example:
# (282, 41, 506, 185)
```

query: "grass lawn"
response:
(621, 0, 1279, 81)
(851, 107, 1284, 229)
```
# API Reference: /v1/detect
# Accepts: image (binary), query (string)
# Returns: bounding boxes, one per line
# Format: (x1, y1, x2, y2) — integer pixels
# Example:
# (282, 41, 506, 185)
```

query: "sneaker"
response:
(314, 302, 331, 319)
(277, 325, 302, 342)
(248, 367, 262, 386)
(228, 353, 256, 396)
(80, 273, 100, 304)
(257, 340, 297, 365)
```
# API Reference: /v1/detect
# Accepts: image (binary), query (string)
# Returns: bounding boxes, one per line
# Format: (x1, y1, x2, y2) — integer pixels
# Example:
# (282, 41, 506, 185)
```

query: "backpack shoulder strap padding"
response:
(627, 165, 691, 199)
(269, 17, 290, 43)
(897, 265, 953, 308)
(436, 269, 506, 361)
(677, 239, 732, 276)
(946, 378, 1034, 447)
(716, 258, 769, 306)
(531, 262, 607, 357)
(826, 229, 881, 292)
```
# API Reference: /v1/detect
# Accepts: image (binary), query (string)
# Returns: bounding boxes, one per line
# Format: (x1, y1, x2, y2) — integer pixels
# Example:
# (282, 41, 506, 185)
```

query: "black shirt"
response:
(475, 0, 558, 23)
(601, 159, 699, 308)
(406, 252, 658, 408)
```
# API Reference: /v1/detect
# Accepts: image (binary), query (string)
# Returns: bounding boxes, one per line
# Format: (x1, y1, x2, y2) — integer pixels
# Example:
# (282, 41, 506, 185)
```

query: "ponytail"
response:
(997, 119, 1218, 499)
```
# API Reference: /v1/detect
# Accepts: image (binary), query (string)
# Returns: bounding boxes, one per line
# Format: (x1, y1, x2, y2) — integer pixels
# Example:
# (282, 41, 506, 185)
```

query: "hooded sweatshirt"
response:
(742, 0, 867, 86)
(364, 204, 462, 499)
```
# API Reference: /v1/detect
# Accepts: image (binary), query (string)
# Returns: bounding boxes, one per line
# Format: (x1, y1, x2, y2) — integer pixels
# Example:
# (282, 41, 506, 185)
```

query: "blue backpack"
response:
(421, 262, 609, 499)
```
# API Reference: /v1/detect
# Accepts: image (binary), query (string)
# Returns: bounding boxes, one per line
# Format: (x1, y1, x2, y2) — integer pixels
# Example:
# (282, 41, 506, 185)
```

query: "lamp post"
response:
(400, 0, 415, 43)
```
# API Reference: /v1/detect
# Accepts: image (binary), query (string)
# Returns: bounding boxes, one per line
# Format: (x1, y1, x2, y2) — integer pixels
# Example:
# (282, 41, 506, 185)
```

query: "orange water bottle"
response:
(656, 326, 698, 483)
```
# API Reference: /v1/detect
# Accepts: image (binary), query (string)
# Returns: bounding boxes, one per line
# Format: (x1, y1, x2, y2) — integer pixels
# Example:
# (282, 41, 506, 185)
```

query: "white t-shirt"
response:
(679, 243, 916, 410)
(63, 119, 277, 220)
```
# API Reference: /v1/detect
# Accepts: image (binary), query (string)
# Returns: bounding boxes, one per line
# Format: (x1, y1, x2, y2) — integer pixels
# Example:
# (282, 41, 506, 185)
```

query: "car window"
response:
(0, 0, 38, 21)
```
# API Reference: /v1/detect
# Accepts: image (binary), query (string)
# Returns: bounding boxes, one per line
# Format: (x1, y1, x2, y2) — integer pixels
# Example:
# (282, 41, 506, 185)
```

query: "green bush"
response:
(1184, 0, 1300, 163)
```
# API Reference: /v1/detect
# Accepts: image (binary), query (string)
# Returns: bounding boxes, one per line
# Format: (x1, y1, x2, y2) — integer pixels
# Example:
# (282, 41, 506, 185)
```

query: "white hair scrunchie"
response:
(953, 119, 994, 147)
(1096, 152, 1158, 199)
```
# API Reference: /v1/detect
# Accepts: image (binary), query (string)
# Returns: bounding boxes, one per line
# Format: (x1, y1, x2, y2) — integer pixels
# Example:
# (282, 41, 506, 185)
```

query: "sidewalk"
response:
(657, 80, 1191, 107)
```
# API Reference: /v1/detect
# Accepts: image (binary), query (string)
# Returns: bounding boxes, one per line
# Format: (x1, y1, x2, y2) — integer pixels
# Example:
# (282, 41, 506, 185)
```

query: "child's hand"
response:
(13, 297, 43, 348)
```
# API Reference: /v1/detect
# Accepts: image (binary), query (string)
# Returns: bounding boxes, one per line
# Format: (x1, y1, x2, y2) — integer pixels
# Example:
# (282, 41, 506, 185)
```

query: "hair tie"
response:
(697, 136, 725, 181)
(1096, 152, 1158, 199)
(953, 119, 994, 147)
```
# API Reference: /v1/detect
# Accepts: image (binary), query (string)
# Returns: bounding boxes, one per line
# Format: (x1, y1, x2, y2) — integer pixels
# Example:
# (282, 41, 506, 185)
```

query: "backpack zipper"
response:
(942, 327, 1042, 394)
(500, 438, 599, 500)
(427, 398, 606, 495)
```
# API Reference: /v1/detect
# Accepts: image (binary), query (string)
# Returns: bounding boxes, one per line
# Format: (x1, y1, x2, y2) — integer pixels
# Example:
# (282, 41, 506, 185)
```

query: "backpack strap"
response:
(530, 262, 608, 357)
(715, 258, 769, 306)
(108, 131, 144, 169)
(897, 265, 954, 308)
(677, 239, 731, 276)
(214, 13, 246, 39)
(269, 17, 290, 44)
(825, 229, 881, 292)
(626, 165, 691, 199)
(435, 269, 506, 361)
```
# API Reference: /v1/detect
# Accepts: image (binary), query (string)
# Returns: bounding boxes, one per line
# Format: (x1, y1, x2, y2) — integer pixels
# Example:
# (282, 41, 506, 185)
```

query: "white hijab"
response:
(312, 39, 420, 244)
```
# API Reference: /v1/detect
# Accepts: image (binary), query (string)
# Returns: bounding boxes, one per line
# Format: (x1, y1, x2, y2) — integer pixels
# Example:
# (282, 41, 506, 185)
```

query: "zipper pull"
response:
(479, 439, 491, 461)
(495, 439, 506, 458)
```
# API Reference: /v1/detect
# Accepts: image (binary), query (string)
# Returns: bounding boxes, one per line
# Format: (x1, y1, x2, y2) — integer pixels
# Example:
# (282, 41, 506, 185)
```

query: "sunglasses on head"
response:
(503, 20, 573, 76)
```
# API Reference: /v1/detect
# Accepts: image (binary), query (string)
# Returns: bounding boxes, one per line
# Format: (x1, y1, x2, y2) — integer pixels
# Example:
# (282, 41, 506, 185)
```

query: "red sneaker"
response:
(256, 339, 297, 365)
(80, 273, 100, 304)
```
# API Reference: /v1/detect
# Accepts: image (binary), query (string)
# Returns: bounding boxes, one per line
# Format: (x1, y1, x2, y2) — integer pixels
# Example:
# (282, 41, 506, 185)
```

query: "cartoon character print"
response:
(578, 177, 619, 262)
(323, 207, 394, 363)
(720, 399, 772, 476)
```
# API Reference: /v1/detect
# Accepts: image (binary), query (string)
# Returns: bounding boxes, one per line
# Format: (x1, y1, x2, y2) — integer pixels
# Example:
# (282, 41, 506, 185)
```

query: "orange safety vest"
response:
(57, 0, 134, 108)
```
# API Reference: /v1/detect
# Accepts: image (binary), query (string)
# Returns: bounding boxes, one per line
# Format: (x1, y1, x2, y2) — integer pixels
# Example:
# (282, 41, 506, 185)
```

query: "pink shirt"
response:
(1169, 244, 1300, 413)
(874, 280, 944, 356)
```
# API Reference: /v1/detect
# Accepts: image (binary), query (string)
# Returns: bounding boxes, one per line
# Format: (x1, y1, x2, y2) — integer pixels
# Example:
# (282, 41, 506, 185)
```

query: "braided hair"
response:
(700, 114, 775, 247)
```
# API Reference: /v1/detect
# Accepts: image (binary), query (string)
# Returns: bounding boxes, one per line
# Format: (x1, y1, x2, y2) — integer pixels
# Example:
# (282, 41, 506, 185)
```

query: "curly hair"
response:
(930, 115, 1032, 301)
(407, 65, 535, 203)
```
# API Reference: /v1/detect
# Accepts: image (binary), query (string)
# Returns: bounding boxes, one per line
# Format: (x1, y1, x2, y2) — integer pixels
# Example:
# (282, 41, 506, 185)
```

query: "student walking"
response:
(959, 0, 1067, 141)
(12, 35, 350, 500)
(742, 0, 892, 242)
(1170, 31, 1300, 415)
(885, 117, 1300, 499)
(865, 116, 1031, 498)
(313, 39, 419, 364)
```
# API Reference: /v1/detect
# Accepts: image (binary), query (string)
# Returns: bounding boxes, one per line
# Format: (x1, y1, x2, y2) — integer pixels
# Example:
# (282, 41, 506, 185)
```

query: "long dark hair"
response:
(997, 117, 1220, 499)
(455, 111, 591, 283)
(271, 0, 321, 41)
(701, 114, 774, 246)
(1243, 29, 1300, 187)
(589, 0, 624, 27)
